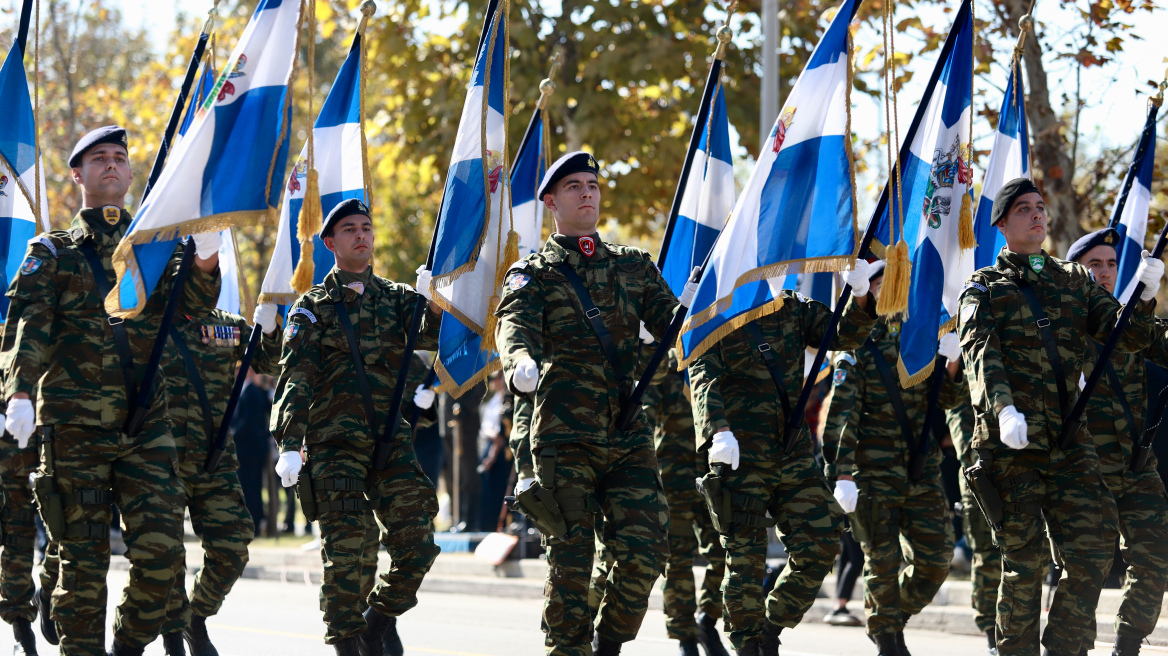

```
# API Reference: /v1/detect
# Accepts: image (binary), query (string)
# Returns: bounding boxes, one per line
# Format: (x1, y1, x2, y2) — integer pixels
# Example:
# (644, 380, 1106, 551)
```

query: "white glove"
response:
(275, 451, 303, 487)
(937, 332, 962, 363)
(512, 357, 539, 393)
(1136, 250, 1164, 301)
(679, 280, 699, 308)
(5, 399, 34, 449)
(415, 266, 433, 302)
(515, 477, 536, 495)
(833, 479, 858, 514)
(192, 232, 222, 260)
(997, 405, 1029, 450)
(253, 303, 278, 335)
(413, 385, 436, 410)
(844, 259, 872, 297)
(638, 321, 655, 345)
(709, 430, 740, 470)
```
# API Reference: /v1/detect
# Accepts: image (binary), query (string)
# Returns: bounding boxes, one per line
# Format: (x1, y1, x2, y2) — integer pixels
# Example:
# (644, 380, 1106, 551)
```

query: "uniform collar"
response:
(71, 207, 130, 244)
(543, 233, 609, 267)
(324, 265, 381, 302)
(996, 247, 1061, 283)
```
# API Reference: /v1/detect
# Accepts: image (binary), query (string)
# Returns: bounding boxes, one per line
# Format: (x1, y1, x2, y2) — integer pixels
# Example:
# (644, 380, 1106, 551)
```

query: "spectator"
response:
(475, 375, 513, 532)
(231, 366, 273, 530)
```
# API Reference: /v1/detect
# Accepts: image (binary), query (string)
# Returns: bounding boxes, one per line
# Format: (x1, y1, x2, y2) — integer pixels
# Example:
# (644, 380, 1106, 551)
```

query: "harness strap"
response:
(169, 327, 217, 452)
(743, 322, 792, 422)
(1014, 279, 1071, 420)
(332, 300, 379, 441)
(864, 335, 919, 455)
(556, 264, 629, 403)
(79, 242, 138, 411)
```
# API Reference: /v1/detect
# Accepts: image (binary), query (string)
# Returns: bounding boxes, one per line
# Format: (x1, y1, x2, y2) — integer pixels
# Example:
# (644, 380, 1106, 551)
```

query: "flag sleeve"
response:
(687, 343, 728, 451)
(1086, 271, 1157, 354)
(822, 354, 862, 478)
(495, 269, 547, 396)
(237, 313, 283, 377)
(271, 299, 322, 453)
(957, 284, 1013, 418)
(804, 295, 875, 353)
(402, 286, 440, 352)
(150, 242, 222, 321)
(3, 240, 63, 401)
(638, 252, 680, 341)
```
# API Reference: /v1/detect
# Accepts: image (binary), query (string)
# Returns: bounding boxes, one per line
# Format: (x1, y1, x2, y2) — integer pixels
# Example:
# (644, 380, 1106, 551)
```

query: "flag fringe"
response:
(428, 292, 487, 336)
(877, 239, 911, 317)
(897, 354, 934, 389)
(433, 353, 502, 399)
(676, 297, 786, 370)
(257, 291, 299, 306)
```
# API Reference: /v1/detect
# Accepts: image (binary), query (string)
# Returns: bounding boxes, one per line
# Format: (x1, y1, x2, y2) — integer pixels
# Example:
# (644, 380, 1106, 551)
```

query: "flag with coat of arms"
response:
(1111, 101, 1158, 303)
(973, 55, 1030, 271)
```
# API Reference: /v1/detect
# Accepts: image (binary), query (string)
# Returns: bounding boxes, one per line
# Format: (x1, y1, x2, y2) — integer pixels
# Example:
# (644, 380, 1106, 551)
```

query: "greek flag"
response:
(429, 0, 519, 397)
(870, 0, 974, 387)
(260, 29, 367, 306)
(1112, 104, 1158, 303)
(679, 0, 858, 367)
(108, 0, 298, 319)
(510, 100, 549, 259)
(973, 56, 1030, 271)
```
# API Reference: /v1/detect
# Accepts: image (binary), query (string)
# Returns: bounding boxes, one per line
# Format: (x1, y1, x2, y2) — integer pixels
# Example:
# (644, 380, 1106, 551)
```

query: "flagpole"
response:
(1107, 100, 1162, 230)
(509, 52, 559, 176)
(15, 0, 32, 55)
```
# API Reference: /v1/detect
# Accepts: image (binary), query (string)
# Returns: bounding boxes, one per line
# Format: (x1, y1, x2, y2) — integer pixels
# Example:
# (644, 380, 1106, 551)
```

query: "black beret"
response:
(991, 177, 1041, 225)
(321, 198, 371, 237)
(867, 259, 886, 282)
(69, 126, 128, 168)
(1065, 227, 1119, 263)
(537, 151, 600, 200)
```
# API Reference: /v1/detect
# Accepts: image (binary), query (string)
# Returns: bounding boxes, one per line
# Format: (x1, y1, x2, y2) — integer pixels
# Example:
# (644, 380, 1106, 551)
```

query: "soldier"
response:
(0, 362, 40, 656)
(270, 198, 441, 656)
(687, 260, 876, 656)
(154, 304, 282, 656)
(822, 261, 960, 656)
(957, 177, 1164, 656)
(2, 125, 223, 656)
(1063, 228, 1168, 656)
(496, 151, 682, 656)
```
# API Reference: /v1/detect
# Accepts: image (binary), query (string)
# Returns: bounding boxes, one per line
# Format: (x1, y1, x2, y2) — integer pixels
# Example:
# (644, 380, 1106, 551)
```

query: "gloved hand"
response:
(415, 266, 433, 302)
(997, 405, 1029, 450)
(638, 321, 655, 345)
(513, 357, 539, 393)
(679, 280, 700, 308)
(709, 430, 740, 470)
(413, 385, 436, 410)
(515, 477, 536, 495)
(833, 479, 858, 514)
(5, 399, 34, 449)
(253, 303, 278, 335)
(192, 232, 222, 260)
(938, 332, 962, 363)
(1136, 250, 1164, 301)
(844, 259, 872, 297)
(275, 451, 303, 487)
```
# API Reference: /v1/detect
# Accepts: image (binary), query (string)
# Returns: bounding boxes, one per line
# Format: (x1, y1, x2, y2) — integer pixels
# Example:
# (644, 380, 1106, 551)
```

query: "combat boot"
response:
(1112, 635, 1143, 656)
(679, 638, 700, 656)
(591, 631, 622, 655)
(872, 633, 900, 656)
(696, 612, 731, 656)
(380, 616, 403, 656)
(986, 629, 998, 656)
(359, 607, 391, 656)
(895, 630, 911, 656)
(734, 640, 762, 656)
(760, 621, 782, 656)
(162, 632, 185, 656)
(12, 618, 37, 656)
(110, 638, 144, 656)
(182, 614, 219, 656)
(32, 588, 56, 646)
(333, 637, 360, 656)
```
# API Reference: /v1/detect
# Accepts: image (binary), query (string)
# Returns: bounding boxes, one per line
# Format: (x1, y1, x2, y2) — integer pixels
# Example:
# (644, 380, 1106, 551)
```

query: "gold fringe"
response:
(433, 351, 502, 398)
(256, 291, 300, 306)
(897, 353, 934, 389)
(676, 297, 785, 369)
(427, 290, 486, 336)
(291, 168, 322, 294)
(958, 189, 976, 251)
(877, 239, 911, 317)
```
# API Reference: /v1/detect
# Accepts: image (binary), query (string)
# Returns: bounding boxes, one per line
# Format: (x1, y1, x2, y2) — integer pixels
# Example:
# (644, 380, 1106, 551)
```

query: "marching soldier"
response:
(270, 198, 441, 656)
(1063, 228, 1168, 656)
(686, 259, 876, 656)
(2, 126, 223, 656)
(957, 178, 1164, 656)
(823, 262, 959, 655)
(0, 395, 40, 656)
(496, 151, 681, 656)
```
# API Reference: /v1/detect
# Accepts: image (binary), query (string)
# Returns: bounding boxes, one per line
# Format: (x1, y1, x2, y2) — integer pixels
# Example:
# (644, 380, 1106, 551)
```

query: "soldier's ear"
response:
(322, 235, 336, 253)
(71, 168, 82, 185)
(542, 193, 556, 213)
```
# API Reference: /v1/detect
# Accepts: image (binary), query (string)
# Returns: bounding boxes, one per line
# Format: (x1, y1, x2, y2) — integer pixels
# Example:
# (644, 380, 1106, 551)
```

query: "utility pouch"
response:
(32, 427, 65, 542)
(963, 454, 1004, 531)
(297, 459, 318, 523)
(696, 464, 733, 534)
(510, 482, 567, 540)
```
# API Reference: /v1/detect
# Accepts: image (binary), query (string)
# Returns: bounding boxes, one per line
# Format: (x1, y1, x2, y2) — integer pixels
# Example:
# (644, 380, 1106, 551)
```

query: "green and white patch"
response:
(1028, 254, 1045, 273)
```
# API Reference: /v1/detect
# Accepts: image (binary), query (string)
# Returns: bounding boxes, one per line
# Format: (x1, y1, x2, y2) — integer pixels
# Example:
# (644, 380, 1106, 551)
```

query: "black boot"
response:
(1113, 635, 1143, 656)
(182, 614, 219, 656)
(110, 638, 145, 656)
(986, 629, 998, 656)
(895, 630, 911, 656)
(873, 633, 900, 656)
(32, 589, 56, 647)
(12, 618, 37, 656)
(359, 607, 390, 656)
(760, 622, 781, 656)
(679, 638, 701, 656)
(734, 641, 762, 656)
(696, 612, 731, 656)
(380, 616, 402, 656)
(162, 632, 185, 656)
(333, 637, 360, 656)
(591, 631, 622, 655)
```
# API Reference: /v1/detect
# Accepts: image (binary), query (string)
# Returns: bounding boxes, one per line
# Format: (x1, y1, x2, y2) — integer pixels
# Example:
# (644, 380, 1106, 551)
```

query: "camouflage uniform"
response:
(822, 320, 957, 638)
(3, 208, 220, 656)
(958, 249, 1157, 656)
(496, 234, 675, 655)
(688, 290, 875, 650)
(271, 266, 440, 644)
(157, 309, 280, 635)
(0, 435, 38, 626)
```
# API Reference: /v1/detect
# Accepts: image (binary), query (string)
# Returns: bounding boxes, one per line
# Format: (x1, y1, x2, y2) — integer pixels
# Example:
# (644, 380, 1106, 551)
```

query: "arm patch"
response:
(289, 307, 317, 324)
(28, 236, 57, 259)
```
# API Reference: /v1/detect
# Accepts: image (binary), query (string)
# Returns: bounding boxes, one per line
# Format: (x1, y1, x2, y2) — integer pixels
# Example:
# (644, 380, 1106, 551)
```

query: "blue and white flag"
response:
(260, 29, 367, 307)
(870, 0, 974, 387)
(216, 229, 241, 314)
(1111, 104, 1158, 303)
(973, 56, 1030, 271)
(679, 0, 858, 367)
(660, 80, 736, 298)
(510, 100, 549, 259)
(108, 0, 299, 319)
(429, 0, 522, 397)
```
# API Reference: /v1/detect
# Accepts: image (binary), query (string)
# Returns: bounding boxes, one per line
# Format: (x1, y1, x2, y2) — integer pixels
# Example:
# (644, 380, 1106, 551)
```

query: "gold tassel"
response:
(958, 192, 976, 251)
(877, 239, 911, 317)
(483, 230, 521, 355)
(290, 168, 322, 294)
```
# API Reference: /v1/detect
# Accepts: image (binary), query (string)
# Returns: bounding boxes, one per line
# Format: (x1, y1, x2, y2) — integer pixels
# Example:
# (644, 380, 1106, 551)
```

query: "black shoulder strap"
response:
(1096, 342, 1137, 436)
(863, 335, 918, 454)
(78, 241, 138, 406)
(332, 300, 379, 439)
(168, 327, 217, 451)
(555, 264, 628, 401)
(743, 321, 792, 421)
(1014, 278, 1071, 417)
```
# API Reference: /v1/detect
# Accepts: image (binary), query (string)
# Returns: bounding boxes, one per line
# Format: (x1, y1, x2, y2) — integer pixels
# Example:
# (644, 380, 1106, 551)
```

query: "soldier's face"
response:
(545, 173, 601, 236)
(72, 145, 132, 202)
(998, 192, 1048, 253)
(870, 275, 883, 301)
(1080, 244, 1118, 294)
(324, 215, 374, 269)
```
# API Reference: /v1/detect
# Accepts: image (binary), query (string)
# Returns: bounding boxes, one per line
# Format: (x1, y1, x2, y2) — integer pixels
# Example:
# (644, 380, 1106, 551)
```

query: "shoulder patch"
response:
(833, 368, 848, 386)
(28, 235, 57, 259)
(508, 260, 529, 271)
(19, 256, 42, 276)
(508, 272, 532, 291)
(284, 323, 300, 340)
(962, 281, 988, 294)
(960, 301, 979, 324)
(289, 307, 317, 324)
(833, 352, 856, 367)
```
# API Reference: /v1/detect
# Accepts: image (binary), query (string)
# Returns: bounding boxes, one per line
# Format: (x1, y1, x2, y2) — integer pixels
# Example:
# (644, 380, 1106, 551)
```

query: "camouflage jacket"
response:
(958, 248, 1157, 450)
(495, 234, 678, 452)
(643, 349, 701, 504)
(271, 266, 438, 453)
(510, 394, 534, 478)
(688, 291, 876, 461)
(4, 209, 221, 428)
(164, 309, 281, 470)
(822, 320, 960, 481)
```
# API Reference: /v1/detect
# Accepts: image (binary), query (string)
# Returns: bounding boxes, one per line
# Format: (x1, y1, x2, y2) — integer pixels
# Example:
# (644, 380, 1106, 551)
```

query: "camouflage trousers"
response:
(662, 490, 725, 639)
(159, 463, 254, 634)
(958, 466, 1002, 634)
(851, 474, 954, 637)
(0, 439, 38, 624)
(986, 440, 1118, 656)
(535, 441, 668, 656)
(717, 448, 843, 650)
(43, 421, 185, 656)
(309, 439, 439, 643)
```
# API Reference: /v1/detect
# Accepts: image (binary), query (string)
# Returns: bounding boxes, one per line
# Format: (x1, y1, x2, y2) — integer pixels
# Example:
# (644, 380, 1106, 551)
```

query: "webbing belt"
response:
(67, 489, 113, 505)
(743, 322, 792, 422)
(79, 242, 138, 412)
(169, 327, 217, 453)
(332, 301, 379, 441)
(1014, 279, 1071, 422)
(1098, 344, 1137, 438)
(731, 492, 776, 528)
(864, 335, 919, 455)
(556, 264, 628, 403)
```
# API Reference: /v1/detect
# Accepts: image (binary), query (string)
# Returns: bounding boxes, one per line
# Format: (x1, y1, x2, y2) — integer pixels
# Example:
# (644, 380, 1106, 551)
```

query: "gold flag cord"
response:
(290, 0, 322, 294)
(877, 0, 910, 318)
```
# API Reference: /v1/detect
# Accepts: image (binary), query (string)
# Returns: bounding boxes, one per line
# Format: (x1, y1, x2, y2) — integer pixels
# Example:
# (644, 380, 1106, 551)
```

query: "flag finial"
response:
(359, 1, 376, 34)
(537, 51, 561, 110)
(1153, 57, 1168, 107)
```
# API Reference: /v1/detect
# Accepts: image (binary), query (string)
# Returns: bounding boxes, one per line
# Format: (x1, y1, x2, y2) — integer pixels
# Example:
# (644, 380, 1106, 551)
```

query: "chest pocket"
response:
(986, 281, 1029, 336)
(615, 259, 647, 319)
(321, 302, 385, 368)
